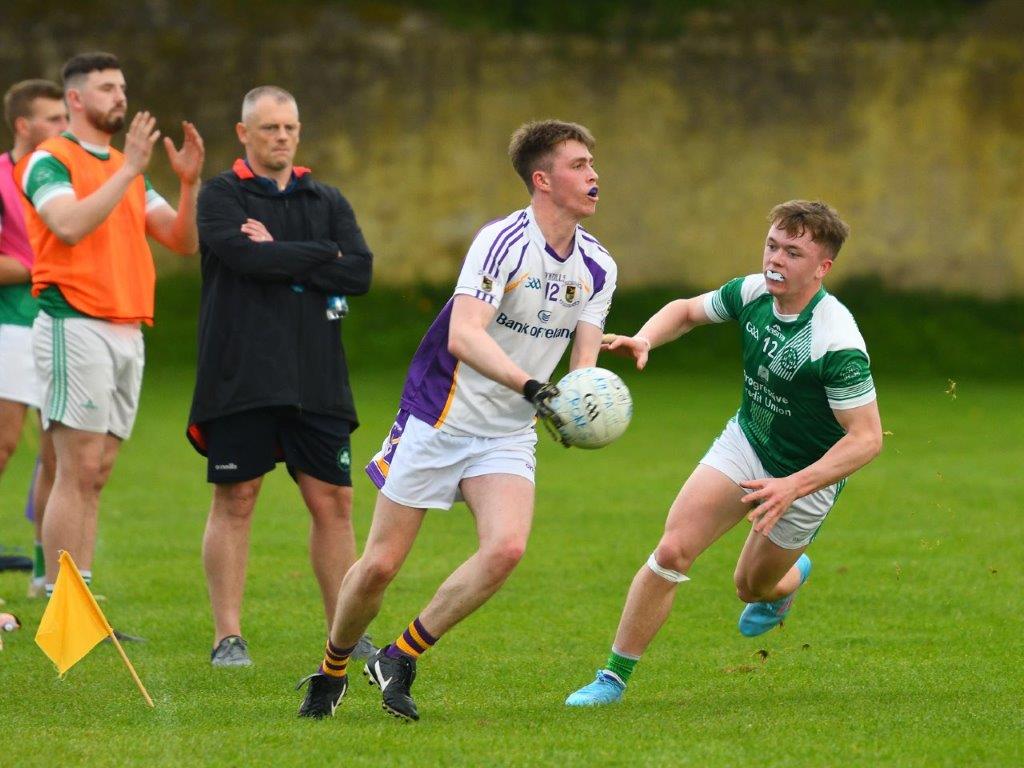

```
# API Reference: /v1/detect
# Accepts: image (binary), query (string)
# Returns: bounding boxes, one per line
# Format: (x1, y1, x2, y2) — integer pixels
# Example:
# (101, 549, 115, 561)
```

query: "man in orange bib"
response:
(15, 52, 204, 612)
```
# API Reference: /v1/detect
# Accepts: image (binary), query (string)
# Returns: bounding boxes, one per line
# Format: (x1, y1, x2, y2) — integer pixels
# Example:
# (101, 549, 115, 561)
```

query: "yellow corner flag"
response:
(36, 551, 111, 675)
(35, 551, 154, 706)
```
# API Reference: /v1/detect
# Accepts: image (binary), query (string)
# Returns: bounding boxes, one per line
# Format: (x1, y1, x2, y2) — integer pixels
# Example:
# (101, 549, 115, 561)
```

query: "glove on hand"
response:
(523, 379, 568, 447)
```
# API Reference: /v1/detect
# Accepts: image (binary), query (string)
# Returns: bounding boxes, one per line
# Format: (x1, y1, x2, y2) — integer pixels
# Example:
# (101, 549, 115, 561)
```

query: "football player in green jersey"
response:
(566, 200, 882, 706)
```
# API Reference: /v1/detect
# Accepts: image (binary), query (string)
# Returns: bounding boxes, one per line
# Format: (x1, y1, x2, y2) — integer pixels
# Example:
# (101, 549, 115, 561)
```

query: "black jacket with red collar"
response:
(187, 159, 373, 444)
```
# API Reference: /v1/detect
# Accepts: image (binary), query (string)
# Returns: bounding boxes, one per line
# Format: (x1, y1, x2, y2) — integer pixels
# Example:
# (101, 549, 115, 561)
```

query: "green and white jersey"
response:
(21, 131, 168, 214)
(703, 273, 876, 478)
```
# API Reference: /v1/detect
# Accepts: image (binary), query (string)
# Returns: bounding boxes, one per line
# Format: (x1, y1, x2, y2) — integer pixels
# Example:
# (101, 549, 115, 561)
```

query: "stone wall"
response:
(4, 2, 1022, 294)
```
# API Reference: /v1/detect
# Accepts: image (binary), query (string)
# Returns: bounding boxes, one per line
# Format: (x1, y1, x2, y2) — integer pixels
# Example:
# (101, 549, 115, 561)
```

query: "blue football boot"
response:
(738, 554, 812, 637)
(565, 669, 626, 707)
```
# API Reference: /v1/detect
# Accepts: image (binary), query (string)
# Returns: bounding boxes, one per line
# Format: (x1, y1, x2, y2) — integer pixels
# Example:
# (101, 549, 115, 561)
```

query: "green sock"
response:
(606, 647, 640, 683)
(33, 542, 45, 579)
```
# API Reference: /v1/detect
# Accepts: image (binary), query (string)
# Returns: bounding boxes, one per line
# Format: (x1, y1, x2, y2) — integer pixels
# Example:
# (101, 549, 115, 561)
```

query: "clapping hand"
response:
(123, 111, 160, 176)
(164, 121, 205, 185)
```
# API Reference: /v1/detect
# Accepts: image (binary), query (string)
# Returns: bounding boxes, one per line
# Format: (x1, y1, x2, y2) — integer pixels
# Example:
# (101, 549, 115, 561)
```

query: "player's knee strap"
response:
(646, 552, 689, 583)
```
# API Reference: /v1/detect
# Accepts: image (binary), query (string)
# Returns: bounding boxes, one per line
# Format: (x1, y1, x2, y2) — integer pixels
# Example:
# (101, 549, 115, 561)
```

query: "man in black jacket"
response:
(188, 86, 373, 667)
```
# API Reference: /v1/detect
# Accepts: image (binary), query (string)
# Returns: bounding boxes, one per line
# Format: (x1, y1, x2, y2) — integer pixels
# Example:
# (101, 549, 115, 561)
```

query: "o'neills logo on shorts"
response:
(496, 312, 572, 340)
(215, 463, 238, 470)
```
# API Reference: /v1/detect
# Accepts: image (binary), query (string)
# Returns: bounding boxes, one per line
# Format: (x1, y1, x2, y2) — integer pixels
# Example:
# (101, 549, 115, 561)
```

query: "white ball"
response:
(548, 367, 633, 449)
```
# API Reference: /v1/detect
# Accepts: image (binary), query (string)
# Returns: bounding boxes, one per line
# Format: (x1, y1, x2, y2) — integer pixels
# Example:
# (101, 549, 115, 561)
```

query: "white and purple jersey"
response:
(399, 206, 617, 437)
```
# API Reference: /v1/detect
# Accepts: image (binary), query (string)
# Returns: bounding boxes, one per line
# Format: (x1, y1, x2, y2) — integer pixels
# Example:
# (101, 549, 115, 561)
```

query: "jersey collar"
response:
(802, 285, 828, 318)
(61, 131, 111, 160)
(775, 285, 828, 324)
(525, 205, 578, 263)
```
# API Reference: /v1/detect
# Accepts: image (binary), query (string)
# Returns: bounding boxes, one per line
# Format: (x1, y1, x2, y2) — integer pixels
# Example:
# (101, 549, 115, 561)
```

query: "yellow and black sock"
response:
(385, 616, 437, 660)
(321, 639, 355, 678)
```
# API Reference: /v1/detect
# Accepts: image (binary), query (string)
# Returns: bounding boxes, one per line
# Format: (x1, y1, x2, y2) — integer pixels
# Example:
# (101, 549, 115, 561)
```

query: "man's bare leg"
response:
(0, 399, 31, 574)
(296, 492, 424, 718)
(297, 472, 355, 628)
(611, 465, 749, 656)
(78, 433, 120, 573)
(202, 477, 262, 646)
(326, 492, 425, 650)
(416, 473, 533, 636)
(0, 399, 27, 476)
(566, 465, 749, 705)
(732, 529, 810, 637)
(42, 425, 120, 586)
(27, 423, 56, 596)
(734, 530, 806, 603)
(352, 474, 534, 721)
(33, 426, 57, 541)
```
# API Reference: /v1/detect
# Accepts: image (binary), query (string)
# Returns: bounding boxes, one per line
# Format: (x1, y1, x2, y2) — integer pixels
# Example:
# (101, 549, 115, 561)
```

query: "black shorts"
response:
(199, 407, 352, 486)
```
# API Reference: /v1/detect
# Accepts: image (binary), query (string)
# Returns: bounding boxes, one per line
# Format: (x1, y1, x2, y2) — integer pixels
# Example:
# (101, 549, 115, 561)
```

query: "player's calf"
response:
(738, 554, 812, 637)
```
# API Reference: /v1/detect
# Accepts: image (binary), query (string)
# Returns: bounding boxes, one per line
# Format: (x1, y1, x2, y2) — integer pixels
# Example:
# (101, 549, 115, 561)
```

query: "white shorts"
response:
(32, 314, 145, 439)
(0, 324, 41, 408)
(365, 410, 537, 510)
(699, 418, 843, 550)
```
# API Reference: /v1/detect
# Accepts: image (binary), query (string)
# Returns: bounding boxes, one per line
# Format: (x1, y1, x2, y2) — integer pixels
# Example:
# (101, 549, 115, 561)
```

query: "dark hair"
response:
(769, 200, 851, 259)
(61, 52, 121, 89)
(508, 119, 595, 193)
(3, 79, 63, 132)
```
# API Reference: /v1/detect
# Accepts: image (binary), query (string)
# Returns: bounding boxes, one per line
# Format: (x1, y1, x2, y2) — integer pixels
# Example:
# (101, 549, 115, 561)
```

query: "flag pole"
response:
(107, 629, 154, 707)
(37, 551, 155, 707)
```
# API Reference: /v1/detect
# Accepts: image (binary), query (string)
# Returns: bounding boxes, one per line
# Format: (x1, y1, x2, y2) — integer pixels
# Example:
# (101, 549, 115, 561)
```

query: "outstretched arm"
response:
(741, 401, 883, 536)
(602, 295, 713, 370)
(146, 121, 205, 254)
(569, 321, 604, 370)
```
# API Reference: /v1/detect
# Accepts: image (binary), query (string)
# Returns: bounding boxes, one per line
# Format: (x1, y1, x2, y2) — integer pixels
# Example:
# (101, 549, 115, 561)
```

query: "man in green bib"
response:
(566, 200, 883, 706)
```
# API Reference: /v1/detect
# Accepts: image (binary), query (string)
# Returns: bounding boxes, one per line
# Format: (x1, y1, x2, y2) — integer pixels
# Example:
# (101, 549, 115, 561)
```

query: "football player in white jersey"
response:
(566, 200, 882, 706)
(298, 120, 617, 721)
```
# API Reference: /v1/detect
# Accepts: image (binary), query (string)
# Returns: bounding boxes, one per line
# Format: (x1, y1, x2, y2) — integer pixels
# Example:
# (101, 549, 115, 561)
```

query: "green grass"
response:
(0, 364, 1021, 767)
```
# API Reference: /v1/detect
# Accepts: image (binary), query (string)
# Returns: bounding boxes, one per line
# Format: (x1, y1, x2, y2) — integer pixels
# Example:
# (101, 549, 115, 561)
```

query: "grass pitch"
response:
(1, 365, 1020, 767)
